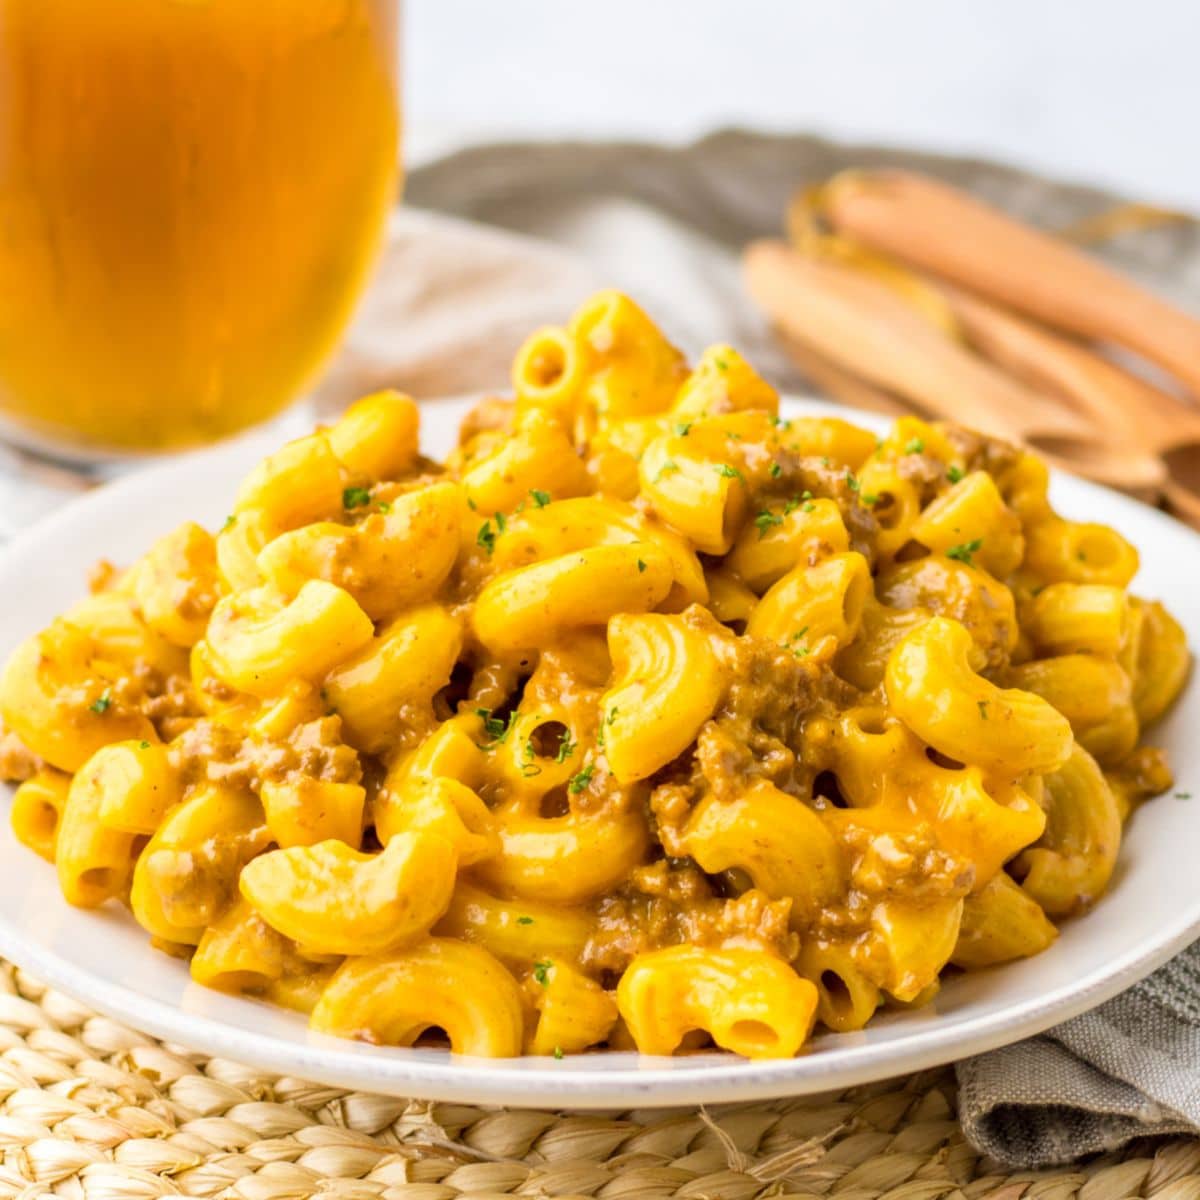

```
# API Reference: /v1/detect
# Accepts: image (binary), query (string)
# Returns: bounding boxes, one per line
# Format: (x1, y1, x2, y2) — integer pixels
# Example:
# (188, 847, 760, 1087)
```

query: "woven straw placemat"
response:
(0, 963, 1196, 1200)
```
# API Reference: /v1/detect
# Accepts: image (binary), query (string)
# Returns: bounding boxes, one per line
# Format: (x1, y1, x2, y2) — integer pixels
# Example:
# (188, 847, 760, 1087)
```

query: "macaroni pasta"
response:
(0, 292, 1190, 1060)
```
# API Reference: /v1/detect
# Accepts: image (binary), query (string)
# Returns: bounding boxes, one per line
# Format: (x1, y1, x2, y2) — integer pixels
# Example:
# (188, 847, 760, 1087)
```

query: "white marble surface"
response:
(406, 0, 1200, 211)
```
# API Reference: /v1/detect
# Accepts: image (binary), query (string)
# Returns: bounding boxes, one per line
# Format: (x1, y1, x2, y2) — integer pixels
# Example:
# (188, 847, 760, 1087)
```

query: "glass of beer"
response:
(0, 0, 401, 458)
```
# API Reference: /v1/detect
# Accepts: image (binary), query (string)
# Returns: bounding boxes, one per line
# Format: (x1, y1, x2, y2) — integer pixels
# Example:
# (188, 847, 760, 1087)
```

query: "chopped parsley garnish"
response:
(862, 493, 879, 506)
(342, 486, 371, 509)
(555, 730, 576, 763)
(530, 489, 551, 508)
(139, 740, 151, 750)
(495, 511, 507, 533)
(222, 514, 236, 531)
(467, 496, 478, 511)
(89, 692, 112, 715)
(654, 459, 680, 483)
(715, 356, 730, 372)
(674, 421, 693, 437)
(553, 1046, 564, 1060)
(769, 462, 782, 478)
(517, 916, 535, 925)
(946, 538, 983, 566)
(904, 438, 925, 455)
(821, 456, 831, 467)
(636, 558, 647, 572)
(376, 501, 392, 514)
(607, 706, 619, 725)
(475, 707, 517, 746)
(977, 700, 989, 720)
(476, 520, 497, 555)
(533, 960, 552, 986)
(568, 764, 595, 794)
(947, 465, 964, 484)
(1176, 792, 1193, 801)
(845, 472, 860, 493)
(754, 510, 784, 538)
(715, 463, 741, 479)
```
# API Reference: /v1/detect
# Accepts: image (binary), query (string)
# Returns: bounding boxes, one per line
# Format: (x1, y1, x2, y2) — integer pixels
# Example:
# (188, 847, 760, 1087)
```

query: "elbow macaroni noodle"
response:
(0, 293, 1190, 1060)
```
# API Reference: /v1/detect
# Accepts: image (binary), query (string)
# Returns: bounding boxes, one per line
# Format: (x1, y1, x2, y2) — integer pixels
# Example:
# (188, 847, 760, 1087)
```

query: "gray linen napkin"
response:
(2, 130, 1198, 1166)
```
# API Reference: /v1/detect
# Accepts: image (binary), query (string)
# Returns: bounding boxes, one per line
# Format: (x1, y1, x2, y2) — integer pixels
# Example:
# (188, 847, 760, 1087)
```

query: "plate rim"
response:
(1, 392, 1197, 1108)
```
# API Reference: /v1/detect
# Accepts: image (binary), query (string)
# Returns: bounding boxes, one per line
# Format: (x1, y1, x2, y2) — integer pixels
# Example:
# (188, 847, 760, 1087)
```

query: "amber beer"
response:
(0, 0, 400, 453)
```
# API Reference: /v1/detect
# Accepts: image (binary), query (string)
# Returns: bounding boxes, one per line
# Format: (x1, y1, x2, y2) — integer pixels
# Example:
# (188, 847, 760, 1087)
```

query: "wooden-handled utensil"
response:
(809, 170, 1200, 398)
(941, 283, 1200, 518)
(743, 240, 1166, 492)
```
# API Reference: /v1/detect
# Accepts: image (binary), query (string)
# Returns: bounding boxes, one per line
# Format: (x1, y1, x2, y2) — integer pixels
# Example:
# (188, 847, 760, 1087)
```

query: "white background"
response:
(407, 0, 1200, 210)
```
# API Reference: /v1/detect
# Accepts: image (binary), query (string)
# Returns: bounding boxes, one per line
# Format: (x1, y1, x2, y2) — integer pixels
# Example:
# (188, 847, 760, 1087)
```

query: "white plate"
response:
(0, 395, 1196, 1108)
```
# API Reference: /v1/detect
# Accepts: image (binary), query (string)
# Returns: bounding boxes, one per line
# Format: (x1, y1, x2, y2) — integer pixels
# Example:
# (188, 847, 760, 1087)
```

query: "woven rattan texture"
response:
(0, 963, 1196, 1200)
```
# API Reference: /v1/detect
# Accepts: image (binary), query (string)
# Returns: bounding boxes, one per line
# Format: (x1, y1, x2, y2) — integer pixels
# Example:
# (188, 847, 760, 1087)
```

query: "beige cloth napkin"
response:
(5, 131, 1200, 1167)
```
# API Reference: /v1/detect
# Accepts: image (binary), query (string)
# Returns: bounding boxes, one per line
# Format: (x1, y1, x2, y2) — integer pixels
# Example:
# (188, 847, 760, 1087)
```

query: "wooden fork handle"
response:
(821, 170, 1200, 398)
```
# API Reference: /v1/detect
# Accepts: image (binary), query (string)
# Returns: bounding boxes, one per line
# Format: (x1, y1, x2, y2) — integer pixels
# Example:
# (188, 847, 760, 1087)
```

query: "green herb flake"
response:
(222, 514, 236, 531)
(946, 538, 984, 567)
(845, 472, 860, 493)
(769, 462, 782, 478)
(517, 915, 535, 925)
(754, 510, 784, 538)
(495, 511, 508, 533)
(905, 438, 925, 455)
(555, 729, 576, 763)
(947, 465, 964, 484)
(674, 421, 693, 437)
(1176, 792, 1193, 801)
(821, 456, 831, 468)
(533, 960, 552, 987)
(636, 558, 647, 573)
(715, 463, 741, 479)
(476, 521, 497, 555)
(89, 692, 112, 715)
(715, 356, 730, 372)
(977, 700, 989, 720)
(531, 489, 551, 508)
(862, 493, 879, 506)
(139, 740, 151, 750)
(342, 486, 371, 509)
(376, 501, 392, 514)
(607, 706, 619, 726)
(654, 459, 680, 483)
(568, 764, 595, 794)
(467, 496, 478, 511)
(475, 706, 517, 746)
(553, 1045, 564, 1060)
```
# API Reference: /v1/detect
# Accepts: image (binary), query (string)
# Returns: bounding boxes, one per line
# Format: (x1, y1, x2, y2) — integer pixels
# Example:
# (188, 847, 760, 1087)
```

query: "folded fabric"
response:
(958, 940, 1200, 1165)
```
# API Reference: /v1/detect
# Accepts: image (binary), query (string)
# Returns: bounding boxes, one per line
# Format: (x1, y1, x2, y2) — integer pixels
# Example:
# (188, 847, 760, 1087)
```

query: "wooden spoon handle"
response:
(820, 170, 1200, 398)
(941, 284, 1200, 455)
(771, 329, 908, 416)
(744, 241, 1166, 495)
(744, 240, 1091, 442)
